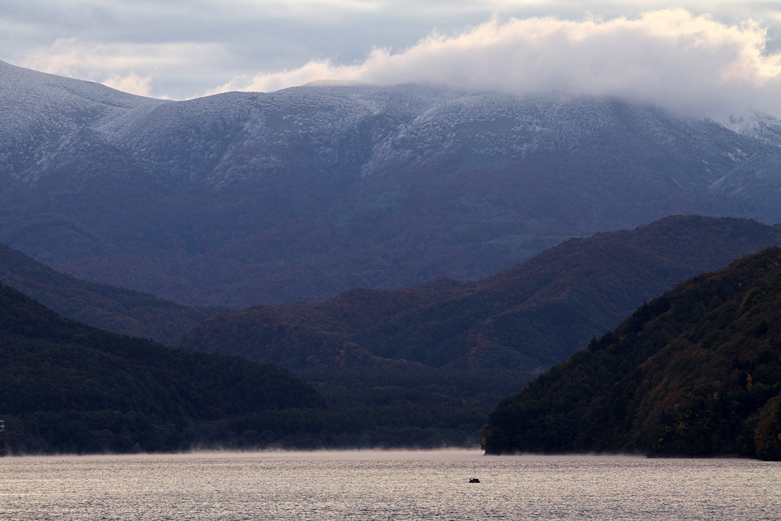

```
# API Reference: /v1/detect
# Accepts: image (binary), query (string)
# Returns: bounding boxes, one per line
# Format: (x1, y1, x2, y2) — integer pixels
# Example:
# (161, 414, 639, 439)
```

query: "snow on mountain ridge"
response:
(711, 112, 781, 147)
(2, 67, 772, 192)
(0, 60, 166, 183)
(2, 62, 778, 197)
(3, 62, 781, 305)
(0, 60, 160, 127)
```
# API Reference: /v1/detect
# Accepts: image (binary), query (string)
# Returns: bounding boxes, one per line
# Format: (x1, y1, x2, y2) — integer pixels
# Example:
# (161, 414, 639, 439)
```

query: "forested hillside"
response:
(0, 283, 324, 454)
(172, 216, 781, 449)
(0, 244, 228, 343)
(482, 247, 781, 460)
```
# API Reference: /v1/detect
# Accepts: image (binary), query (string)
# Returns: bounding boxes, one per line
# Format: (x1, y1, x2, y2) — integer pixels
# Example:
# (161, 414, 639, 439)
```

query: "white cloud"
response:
(2, 2, 780, 105)
(216, 9, 781, 118)
(102, 72, 154, 97)
(24, 37, 229, 72)
(19, 37, 231, 98)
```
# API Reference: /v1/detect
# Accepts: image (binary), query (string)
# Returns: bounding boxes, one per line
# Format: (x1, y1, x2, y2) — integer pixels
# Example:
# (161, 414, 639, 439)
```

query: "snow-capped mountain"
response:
(1, 60, 780, 306)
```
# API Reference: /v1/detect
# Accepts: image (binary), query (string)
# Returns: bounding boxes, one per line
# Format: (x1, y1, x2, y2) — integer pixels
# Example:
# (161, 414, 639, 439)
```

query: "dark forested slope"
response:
(482, 247, 781, 460)
(0, 243, 228, 343)
(0, 283, 324, 455)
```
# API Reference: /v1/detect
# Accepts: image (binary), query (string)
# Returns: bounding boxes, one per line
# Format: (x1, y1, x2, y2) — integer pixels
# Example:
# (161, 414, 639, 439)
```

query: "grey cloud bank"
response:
(1, 1, 780, 117)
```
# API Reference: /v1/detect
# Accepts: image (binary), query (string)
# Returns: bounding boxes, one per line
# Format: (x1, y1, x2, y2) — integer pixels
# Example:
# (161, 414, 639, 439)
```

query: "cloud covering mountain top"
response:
(219, 10, 781, 119)
(2, 0, 780, 117)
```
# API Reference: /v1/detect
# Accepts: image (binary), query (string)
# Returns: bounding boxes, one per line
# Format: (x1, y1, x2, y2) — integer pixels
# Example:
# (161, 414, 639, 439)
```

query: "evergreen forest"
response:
(0, 283, 325, 454)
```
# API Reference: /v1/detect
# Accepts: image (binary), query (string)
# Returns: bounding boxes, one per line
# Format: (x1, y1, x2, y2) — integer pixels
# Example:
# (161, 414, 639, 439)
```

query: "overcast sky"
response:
(2, 1, 781, 117)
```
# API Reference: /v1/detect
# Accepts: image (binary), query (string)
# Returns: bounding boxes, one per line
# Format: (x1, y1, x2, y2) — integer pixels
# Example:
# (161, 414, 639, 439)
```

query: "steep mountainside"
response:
(482, 248, 781, 460)
(176, 216, 781, 373)
(0, 282, 325, 454)
(0, 243, 228, 343)
(2, 61, 781, 306)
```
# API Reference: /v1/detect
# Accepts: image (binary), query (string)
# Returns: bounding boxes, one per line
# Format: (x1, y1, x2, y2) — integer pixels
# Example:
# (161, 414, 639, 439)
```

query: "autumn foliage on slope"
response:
(483, 247, 781, 460)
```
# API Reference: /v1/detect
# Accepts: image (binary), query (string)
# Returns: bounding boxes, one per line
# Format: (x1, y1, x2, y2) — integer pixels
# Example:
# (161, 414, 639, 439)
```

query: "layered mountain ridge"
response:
(0, 281, 325, 454)
(0, 243, 228, 343)
(2, 60, 781, 306)
(175, 216, 781, 374)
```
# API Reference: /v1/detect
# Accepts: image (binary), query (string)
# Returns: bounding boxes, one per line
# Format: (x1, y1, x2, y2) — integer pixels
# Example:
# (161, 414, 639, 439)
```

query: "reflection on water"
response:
(1, 450, 779, 520)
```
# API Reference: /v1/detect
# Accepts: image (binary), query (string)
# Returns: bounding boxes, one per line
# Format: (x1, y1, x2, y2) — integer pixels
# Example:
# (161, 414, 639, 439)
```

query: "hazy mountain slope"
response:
(482, 247, 781, 460)
(176, 216, 781, 372)
(3, 62, 781, 306)
(0, 243, 228, 343)
(0, 282, 325, 455)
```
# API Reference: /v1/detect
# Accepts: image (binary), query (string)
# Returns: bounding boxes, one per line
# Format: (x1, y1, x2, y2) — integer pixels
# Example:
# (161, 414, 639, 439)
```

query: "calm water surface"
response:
(1, 450, 778, 520)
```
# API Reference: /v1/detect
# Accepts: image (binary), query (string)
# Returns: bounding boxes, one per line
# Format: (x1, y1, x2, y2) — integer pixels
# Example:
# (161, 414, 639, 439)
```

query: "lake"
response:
(1, 450, 778, 520)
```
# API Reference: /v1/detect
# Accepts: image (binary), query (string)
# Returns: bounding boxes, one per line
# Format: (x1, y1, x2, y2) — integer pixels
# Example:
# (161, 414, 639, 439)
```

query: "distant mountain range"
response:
(3, 60, 781, 306)
(4, 214, 778, 375)
(482, 246, 781, 460)
(175, 215, 781, 375)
